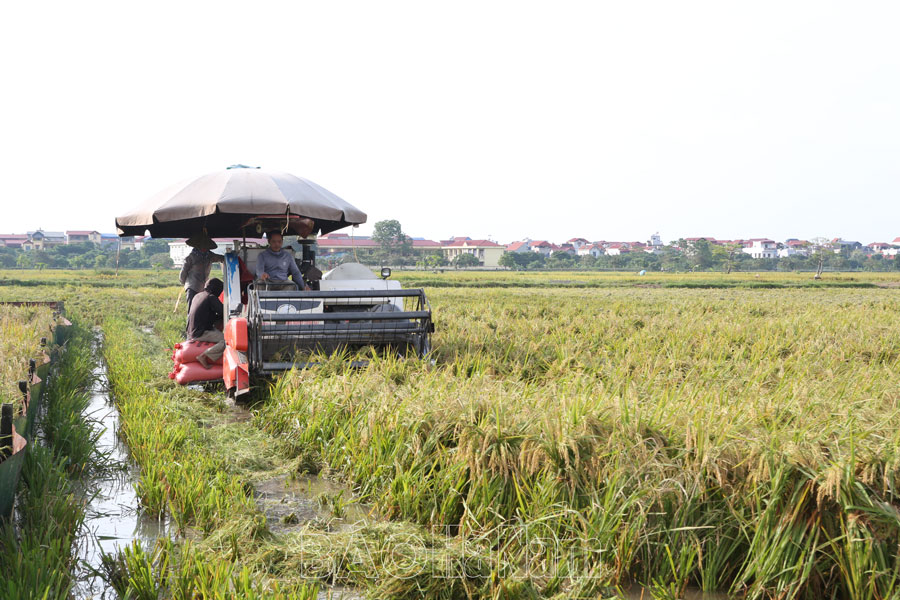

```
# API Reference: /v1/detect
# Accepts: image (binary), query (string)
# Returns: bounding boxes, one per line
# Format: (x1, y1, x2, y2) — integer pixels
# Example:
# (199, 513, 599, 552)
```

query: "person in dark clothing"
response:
(180, 232, 224, 313)
(187, 278, 225, 369)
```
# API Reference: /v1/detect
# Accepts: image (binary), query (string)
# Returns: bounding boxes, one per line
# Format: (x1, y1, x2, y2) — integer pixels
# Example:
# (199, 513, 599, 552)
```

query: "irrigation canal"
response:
(70, 331, 364, 599)
(73, 335, 171, 599)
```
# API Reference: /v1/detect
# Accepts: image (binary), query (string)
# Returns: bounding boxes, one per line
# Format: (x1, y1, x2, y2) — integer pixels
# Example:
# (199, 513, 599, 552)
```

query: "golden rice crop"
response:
(0, 304, 52, 411)
(258, 286, 900, 597)
(4, 270, 900, 598)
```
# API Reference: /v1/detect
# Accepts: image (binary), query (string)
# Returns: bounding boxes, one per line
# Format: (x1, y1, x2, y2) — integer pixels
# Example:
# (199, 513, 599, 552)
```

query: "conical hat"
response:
(185, 232, 217, 250)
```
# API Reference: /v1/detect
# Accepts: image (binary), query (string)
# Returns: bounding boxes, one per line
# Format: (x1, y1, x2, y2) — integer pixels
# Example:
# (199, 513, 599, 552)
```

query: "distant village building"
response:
(742, 239, 778, 259)
(442, 239, 504, 267)
(604, 242, 630, 256)
(567, 238, 590, 250)
(684, 237, 719, 246)
(577, 243, 604, 258)
(831, 239, 862, 254)
(528, 241, 554, 257)
(869, 242, 897, 256)
(66, 230, 102, 244)
(646, 232, 664, 253)
(100, 233, 123, 248)
(0, 235, 28, 248)
(777, 239, 810, 258)
(23, 230, 66, 250)
(505, 240, 532, 253)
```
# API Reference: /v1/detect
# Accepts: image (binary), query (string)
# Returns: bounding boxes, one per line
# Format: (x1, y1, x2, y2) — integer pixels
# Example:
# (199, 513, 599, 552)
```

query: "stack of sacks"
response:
(169, 340, 223, 385)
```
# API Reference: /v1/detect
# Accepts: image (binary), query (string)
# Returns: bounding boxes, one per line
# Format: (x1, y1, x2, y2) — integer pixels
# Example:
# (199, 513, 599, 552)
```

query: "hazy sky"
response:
(2, 1, 898, 244)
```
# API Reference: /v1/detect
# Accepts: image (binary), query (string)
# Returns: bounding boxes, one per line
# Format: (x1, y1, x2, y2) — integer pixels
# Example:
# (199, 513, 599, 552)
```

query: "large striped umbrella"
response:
(115, 165, 367, 238)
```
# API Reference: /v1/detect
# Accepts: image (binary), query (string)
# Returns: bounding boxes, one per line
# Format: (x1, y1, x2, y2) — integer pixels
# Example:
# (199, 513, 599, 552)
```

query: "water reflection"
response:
(73, 341, 169, 599)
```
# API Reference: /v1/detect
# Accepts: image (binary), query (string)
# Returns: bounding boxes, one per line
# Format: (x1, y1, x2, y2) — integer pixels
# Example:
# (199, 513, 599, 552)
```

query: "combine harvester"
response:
(117, 166, 434, 398)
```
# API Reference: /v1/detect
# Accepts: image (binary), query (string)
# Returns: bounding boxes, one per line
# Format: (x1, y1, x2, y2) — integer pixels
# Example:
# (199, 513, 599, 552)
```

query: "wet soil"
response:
(255, 473, 373, 535)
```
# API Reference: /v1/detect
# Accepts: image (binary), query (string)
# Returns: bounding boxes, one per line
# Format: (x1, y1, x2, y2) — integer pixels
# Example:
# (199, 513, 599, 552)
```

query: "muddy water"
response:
(255, 472, 373, 534)
(73, 339, 171, 599)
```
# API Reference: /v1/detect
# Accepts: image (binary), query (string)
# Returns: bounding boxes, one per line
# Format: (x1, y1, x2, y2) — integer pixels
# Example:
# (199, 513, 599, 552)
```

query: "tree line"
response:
(499, 238, 900, 272)
(0, 239, 174, 270)
(324, 221, 900, 272)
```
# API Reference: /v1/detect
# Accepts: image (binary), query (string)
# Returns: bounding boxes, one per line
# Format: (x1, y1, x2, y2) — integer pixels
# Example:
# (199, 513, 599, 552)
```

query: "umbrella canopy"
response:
(115, 166, 367, 238)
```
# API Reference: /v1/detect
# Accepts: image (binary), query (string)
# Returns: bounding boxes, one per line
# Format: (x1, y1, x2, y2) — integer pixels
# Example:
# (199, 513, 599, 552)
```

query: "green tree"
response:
(691, 239, 713, 269)
(423, 253, 446, 268)
(16, 253, 34, 268)
(452, 253, 480, 268)
(547, 251, 576, 269)
(140, 238, 170, 257)
(70, 254, 92, 269)
(499, 252, 519, 269)
(372, 220, 410, 262)
(150, 252, 174, 269)
(500, 251, 545, 270)
(719, 242, 744, 273)
(809, 238, 831, 278)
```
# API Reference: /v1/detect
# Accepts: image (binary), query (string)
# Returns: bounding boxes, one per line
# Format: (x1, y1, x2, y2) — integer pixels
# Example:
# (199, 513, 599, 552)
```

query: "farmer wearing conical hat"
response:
(179, 231, 224, 313)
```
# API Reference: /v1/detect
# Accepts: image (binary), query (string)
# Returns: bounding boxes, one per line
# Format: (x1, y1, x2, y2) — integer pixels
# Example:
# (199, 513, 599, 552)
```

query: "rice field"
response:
(0, 304, 53, 412)
(2, 270, 900, 598)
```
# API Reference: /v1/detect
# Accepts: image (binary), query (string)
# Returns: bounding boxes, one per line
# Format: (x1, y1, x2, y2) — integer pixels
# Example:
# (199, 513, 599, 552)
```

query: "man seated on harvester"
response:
(187, 278, 225, 369)
(256, 230, 308, 290)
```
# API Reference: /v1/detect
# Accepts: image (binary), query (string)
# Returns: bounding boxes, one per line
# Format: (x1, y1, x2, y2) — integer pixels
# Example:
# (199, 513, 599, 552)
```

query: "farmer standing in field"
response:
(179, 232, 224, 313)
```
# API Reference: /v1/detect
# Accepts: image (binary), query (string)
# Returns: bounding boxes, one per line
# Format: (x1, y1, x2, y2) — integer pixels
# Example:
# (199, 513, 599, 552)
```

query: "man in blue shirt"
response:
(256, 231, 307, 289)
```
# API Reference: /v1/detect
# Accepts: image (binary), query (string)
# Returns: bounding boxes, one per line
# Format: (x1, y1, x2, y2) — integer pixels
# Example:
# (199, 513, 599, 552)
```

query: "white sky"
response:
(1, 1, 898, 245)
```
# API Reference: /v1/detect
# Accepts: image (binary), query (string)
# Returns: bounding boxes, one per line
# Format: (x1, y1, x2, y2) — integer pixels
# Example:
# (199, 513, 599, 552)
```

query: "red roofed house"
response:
(529, 240, 553, 257)
(869, 242, 898, 256)
(0, 235, 28, 248)
(567, 237, 590, 250)
(778, 240, 810, 258)
(505, 240, 531, 253)
(604, 242, 630, 256)
(442, 239, 504, 267)
(577, 243, 604, 258)
(66, 230, 102, 244)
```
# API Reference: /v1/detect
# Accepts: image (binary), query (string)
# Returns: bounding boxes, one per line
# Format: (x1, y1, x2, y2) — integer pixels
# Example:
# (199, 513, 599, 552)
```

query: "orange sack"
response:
(173, 340, 223, 365)
(170, 361, 223, 385)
